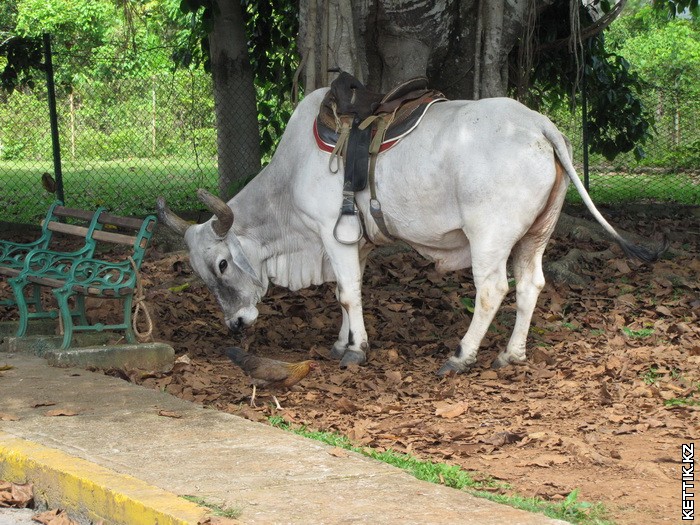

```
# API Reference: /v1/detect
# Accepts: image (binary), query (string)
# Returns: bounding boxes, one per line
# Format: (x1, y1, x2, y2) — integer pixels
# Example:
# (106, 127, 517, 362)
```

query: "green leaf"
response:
(460, 297, 475, 314)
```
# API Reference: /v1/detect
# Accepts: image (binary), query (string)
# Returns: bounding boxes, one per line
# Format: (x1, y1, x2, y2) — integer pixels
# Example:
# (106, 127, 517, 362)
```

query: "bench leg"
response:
(123, 295, 136, 344)
(29, 284, 42, 312)
(8, 277, 60, 337)
(75, 294, 88, 325)
(53, 288, 75, 350)
(9, 277, 31, 337)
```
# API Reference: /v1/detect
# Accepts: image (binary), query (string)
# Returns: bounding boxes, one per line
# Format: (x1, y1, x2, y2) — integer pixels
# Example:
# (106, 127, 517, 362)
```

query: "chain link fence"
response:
(1, 38, 698, 224)
(0, 38, 258, 223)
(553, 82, 700, 206)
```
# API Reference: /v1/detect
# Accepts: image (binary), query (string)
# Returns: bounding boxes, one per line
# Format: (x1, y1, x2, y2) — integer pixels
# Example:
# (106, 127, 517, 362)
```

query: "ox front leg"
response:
(330, 286, 351, 359)
(438, 256, 510, 375)
(324, 240, 369, 367)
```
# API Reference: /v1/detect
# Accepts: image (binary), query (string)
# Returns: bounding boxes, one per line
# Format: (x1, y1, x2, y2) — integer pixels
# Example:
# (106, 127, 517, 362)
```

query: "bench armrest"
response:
(63, 258, 138, 296)
(18, 246, 95, 279)
(0, 238, 49, 268)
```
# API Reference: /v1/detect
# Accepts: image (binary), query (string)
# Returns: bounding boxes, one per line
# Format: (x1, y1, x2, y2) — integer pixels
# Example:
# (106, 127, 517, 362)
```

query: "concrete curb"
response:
(44, 343, 174, 371)
(0, 432, 209, 525)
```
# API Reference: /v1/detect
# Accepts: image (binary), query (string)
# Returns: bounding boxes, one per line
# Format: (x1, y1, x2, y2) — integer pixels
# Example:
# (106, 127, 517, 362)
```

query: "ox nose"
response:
(228, 317, 246, 334)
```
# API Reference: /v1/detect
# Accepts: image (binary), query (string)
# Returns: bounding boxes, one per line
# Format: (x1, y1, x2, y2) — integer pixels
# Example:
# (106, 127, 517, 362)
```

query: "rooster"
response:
(225, 347, 318, 409)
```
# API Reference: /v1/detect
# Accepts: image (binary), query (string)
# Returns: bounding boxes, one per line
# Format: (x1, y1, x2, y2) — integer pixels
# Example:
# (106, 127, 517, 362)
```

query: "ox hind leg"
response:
(438, 240, 512, 375)
(491, 235, 547, 368)
(494, 161, 567, 368)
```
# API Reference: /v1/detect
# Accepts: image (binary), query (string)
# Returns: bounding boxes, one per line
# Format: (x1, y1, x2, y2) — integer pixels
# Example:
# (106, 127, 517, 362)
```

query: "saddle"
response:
(315, 72, 445, 244)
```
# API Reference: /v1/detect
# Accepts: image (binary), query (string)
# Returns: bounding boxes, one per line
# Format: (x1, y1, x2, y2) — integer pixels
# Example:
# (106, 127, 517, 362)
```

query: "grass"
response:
(180, 495, 242, 519)
(664, 396, 700, 407)
(268, 416, 613, 525)
(642, 366, 661, 385)
(565, 171, 699, 205)
(1, 158, 218, 222)
(640, 368, 700, 406)
(622, 326, 655, 339)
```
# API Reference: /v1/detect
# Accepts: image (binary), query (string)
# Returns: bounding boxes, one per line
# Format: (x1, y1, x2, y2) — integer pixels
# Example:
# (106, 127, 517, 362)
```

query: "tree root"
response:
(544, 247, 614, 286)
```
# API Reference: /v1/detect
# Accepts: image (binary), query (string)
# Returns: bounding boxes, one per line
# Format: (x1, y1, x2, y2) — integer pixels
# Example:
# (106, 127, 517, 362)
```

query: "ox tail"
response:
(543, 127, 667, 263)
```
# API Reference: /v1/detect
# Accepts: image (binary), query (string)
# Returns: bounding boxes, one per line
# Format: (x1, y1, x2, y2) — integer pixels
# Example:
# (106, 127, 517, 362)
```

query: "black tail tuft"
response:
(619, 234, 670, 263)
(225, 346, 248, 366)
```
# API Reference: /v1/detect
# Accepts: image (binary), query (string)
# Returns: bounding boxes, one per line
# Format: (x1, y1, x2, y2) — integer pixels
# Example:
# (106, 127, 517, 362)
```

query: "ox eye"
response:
(218, 260, 228, 273)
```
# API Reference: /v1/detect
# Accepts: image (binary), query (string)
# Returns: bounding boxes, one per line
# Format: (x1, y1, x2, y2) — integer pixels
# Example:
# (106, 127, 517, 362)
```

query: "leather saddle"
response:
(317, 73, 443, 188)
(315, 72, 445, 244)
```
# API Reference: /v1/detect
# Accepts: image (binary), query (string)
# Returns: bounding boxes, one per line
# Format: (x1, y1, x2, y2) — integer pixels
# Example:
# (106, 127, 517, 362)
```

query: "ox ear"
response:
(225, 233, 263, 288)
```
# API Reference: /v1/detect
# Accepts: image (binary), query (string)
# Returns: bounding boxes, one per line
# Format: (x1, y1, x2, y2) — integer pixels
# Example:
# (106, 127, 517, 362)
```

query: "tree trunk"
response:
(209, 0, 260, 199)
(299, 0, 454, 92)
(298, 0, 557, 99)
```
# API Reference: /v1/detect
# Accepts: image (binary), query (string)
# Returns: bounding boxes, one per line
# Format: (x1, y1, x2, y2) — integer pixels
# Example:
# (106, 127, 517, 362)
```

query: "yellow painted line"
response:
(0, 432, 209, 524)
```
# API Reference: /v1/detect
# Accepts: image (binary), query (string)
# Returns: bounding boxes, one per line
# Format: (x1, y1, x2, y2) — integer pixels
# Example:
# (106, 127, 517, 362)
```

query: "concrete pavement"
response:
(0, 352, 568, 525)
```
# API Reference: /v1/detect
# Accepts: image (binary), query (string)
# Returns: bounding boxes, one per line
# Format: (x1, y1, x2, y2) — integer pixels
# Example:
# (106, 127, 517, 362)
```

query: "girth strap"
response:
(360, 113, 396, 241)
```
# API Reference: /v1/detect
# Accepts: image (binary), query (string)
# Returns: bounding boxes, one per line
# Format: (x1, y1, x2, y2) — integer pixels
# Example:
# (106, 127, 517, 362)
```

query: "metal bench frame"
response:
(0, 202, 107, 318)
(1, 204, 157, 349)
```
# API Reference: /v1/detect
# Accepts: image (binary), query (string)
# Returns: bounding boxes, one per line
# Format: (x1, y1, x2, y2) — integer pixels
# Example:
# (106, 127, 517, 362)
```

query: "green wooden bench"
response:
(0, 202, 107, 314)
(1, 204, 157, 349)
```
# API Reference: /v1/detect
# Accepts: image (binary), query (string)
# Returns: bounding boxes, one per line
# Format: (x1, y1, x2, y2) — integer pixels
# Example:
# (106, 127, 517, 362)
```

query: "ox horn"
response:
(197, 188, 234, 237)
(156, 196, 190, 236)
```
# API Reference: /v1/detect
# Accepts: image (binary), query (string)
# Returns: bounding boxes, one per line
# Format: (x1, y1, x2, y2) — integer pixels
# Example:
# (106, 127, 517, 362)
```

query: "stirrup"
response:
(333, 210, 364, 245)
(334, 191, 364, 245)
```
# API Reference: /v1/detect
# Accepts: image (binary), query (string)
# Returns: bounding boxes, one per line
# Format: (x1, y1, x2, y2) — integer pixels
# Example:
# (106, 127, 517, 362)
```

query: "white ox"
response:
(158, 87, 660, 374)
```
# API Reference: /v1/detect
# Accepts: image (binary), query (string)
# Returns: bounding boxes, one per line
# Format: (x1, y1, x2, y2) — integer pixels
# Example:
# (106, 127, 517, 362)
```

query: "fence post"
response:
(581, 58, 590, 192)
(43, 33, 65, 204)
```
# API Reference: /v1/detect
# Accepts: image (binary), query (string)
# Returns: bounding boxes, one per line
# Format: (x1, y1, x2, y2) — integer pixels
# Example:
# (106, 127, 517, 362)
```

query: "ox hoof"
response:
(437, 359, 468, 376)
(491, 354, 526, 369)
(491, 356, 509, 369)
(339, 350, 366, 368)
(330, 343, 347, 360)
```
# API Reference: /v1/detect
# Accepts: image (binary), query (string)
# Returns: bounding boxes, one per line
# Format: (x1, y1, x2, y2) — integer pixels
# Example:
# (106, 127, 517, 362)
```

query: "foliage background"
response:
(0, 1, 698, 223)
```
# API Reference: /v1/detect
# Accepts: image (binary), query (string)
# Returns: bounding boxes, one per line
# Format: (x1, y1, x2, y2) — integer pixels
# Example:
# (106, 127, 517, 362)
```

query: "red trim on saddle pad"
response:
(313, 120, 399, 154)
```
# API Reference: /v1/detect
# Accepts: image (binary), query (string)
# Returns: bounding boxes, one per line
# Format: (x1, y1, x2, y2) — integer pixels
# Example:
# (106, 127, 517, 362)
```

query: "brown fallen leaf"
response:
(612, 259, 632, 274)
(308, 345, 332, 360)
(235, 406, 266, 423)
(0, 365, 14, 371)
(384, 370, 402, 383)
(44, 409, 80, 417)
(482, 431, 526, 447)
(0, 481, 33, 508)
(158, 410, 183, 419)
(328, 447, 349, 458)
(0, 413, 19, 421)
(434, 401, 468, 419)
(32, 509, 79, 525)
(32, 402, 56, 409)
(516, 454, 570, 468)
(335, 398, 359, 414)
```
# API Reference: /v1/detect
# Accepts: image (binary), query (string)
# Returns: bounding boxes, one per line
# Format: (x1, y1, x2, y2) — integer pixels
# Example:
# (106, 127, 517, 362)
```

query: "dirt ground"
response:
(2, 205, 698, 524)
